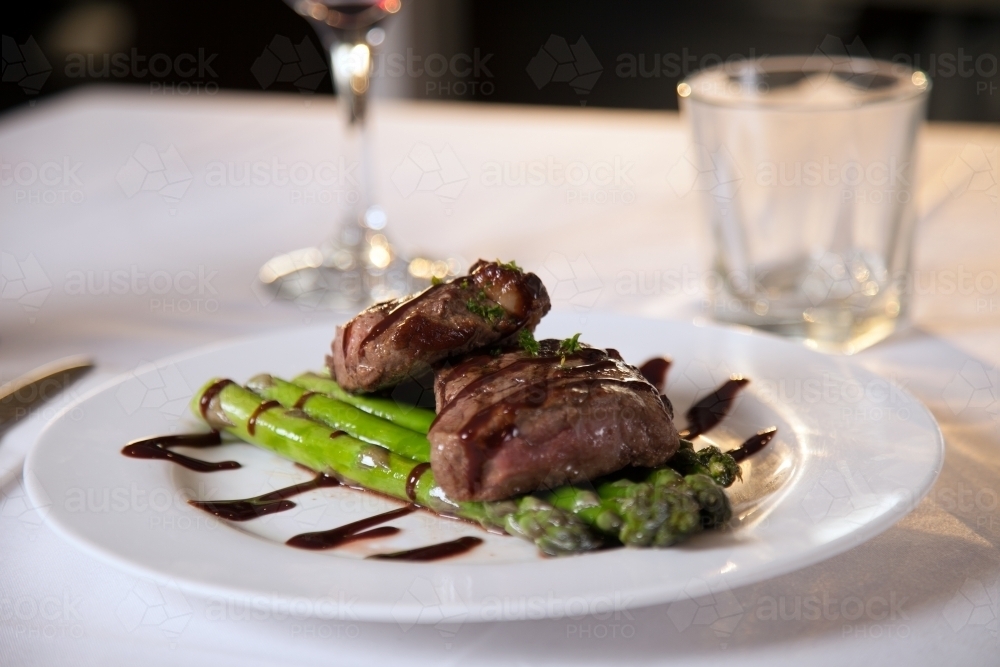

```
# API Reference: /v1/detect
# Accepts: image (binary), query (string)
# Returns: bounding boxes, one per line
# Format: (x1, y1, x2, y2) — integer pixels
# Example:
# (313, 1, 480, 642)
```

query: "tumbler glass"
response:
(679, 56, 930, 353)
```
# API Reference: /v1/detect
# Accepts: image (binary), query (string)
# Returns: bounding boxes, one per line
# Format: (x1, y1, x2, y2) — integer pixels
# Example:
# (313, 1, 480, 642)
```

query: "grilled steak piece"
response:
(429, 340, 680, 501)
(329, 260, 550, 393)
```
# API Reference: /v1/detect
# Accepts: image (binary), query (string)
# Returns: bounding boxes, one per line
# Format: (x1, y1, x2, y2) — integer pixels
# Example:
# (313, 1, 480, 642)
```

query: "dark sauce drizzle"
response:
(247, 400, 281, 436)
(125, 385, 482, 560)
(127, 356, 773, 560)
(438, 350, 627, 420)
(639, 357, 671, 393)
(286, 505, 416, 550)
(121, 432, 240, 472)
(679, 377, 751, 439)
(368, 536, 484, 562)
(406, 462, 431, 502)
(188, 472, 340, 521)
(199, 379, 234, 418)
(293, 391, 318, 409)
(729, 427, 777, 463)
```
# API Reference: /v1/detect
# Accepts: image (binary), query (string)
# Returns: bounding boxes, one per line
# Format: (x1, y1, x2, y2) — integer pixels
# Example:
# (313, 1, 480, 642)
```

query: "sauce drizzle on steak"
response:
(429, 340, 680, 501)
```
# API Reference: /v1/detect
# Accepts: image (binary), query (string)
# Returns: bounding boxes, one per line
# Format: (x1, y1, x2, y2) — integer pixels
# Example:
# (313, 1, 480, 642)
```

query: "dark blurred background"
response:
(4, 0, 1000, 122)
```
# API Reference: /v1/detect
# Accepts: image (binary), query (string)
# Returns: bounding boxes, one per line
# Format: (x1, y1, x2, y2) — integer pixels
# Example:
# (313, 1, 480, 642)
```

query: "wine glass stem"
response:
(329, 39, 378, 255)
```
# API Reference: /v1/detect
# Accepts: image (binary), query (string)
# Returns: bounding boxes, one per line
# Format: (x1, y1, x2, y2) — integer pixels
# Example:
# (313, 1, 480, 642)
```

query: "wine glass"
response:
(259, 0, 455, 310)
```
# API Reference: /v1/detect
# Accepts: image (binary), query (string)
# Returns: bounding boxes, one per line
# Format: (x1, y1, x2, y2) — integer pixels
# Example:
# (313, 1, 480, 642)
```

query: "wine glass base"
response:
(257, 246, 454, 311)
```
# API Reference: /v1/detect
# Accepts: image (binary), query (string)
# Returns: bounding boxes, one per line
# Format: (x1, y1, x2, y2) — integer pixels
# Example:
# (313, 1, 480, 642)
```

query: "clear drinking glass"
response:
(678, 56, 931, 353)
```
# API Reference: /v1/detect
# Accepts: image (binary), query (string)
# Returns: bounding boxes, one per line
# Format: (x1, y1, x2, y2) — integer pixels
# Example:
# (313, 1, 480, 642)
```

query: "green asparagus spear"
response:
(666, 439, 742, 488)
(191, 379, 600, 556)
(595, 475, 703, 547)
(545, 471, 711, 547)
(247, 374, 430, 462)
(647, 467, 731, 529)
(292, 372, 436, 434)
(546, 485, 625, 535)
(503, 496, 604, 556)
(682, 473, 733, 529)
(276, 374, 727, 545)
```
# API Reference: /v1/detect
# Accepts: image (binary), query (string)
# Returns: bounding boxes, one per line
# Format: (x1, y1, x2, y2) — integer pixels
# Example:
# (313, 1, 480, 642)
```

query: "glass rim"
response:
(679, 55, 931, 111)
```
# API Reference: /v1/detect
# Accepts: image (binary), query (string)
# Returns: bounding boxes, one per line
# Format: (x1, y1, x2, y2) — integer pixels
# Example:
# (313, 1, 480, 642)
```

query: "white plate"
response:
(24, 313, 943, 623)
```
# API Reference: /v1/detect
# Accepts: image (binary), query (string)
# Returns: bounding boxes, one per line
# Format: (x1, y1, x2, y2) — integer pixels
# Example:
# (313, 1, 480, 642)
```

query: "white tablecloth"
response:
(2, 86, 1000, 666)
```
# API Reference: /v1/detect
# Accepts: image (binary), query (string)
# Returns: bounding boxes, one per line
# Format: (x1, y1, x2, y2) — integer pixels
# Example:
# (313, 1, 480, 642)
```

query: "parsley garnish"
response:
(557, 333, 582, 365)
(518, 329, 540, 356)
(431, 275, 443, 285)
(497, 259, 522, 272)
(466, 289, 505, 324)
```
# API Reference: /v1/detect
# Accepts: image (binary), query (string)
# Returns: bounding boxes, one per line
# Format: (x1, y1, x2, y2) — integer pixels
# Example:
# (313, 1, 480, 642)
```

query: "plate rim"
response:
(24, 313, 945, 623)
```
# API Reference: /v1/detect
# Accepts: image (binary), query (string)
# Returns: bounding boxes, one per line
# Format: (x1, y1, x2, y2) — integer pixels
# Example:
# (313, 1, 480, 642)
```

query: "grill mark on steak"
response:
(455, 375, 661, 495)
(359, 283, 446, 350)
(393, 315, 477, 354)
(434, 352, 649, 426)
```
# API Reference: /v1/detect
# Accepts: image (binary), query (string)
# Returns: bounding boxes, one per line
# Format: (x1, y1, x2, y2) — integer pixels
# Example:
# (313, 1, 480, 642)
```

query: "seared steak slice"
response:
(329, 260, 550, 392)
(429, 340, 680, 501)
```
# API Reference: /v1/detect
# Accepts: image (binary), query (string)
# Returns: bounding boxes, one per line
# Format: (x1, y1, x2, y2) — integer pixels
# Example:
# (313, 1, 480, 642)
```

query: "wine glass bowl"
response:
(292, 0, 400, 124)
